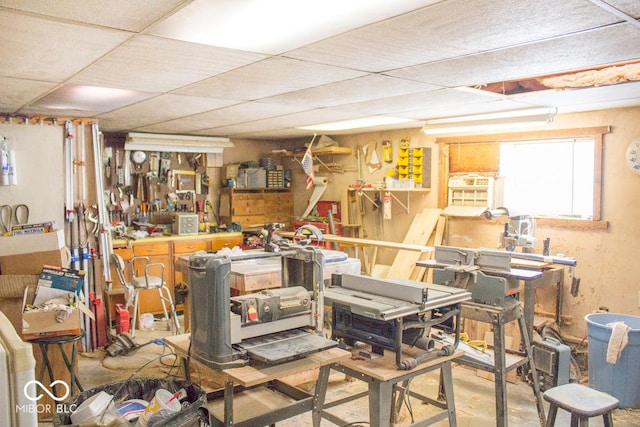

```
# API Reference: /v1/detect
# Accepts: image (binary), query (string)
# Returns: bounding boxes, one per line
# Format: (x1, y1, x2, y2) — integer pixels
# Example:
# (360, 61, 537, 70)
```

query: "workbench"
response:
(164, 334, 350, 427)
(323, 343, 463, 427)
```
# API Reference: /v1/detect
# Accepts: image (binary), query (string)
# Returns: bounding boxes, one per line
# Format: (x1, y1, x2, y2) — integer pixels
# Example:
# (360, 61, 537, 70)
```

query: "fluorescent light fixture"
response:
(150, 0, 433, 54)
(32, 85, 151, 112)
(299, 116, 416, 132)
(421, 108, 556, 135)
(125, 132, 234, 154)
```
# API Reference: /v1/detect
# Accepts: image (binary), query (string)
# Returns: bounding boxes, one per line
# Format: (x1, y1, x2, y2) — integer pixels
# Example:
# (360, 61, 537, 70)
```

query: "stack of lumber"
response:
(385, 208, 445, 281)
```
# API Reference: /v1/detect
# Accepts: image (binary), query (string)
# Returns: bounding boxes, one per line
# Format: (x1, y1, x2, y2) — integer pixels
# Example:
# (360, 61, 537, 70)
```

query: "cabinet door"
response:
(172, 240, 209, 286)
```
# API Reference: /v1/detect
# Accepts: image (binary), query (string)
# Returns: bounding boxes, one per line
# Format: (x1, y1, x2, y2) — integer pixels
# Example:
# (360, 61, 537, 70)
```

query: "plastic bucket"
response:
(585, 312, 640, 408)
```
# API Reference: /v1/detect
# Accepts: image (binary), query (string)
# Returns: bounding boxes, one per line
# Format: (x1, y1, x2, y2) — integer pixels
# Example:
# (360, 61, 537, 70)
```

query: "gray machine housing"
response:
(188, 245, 335, 370)
(532, 336, 571, 391)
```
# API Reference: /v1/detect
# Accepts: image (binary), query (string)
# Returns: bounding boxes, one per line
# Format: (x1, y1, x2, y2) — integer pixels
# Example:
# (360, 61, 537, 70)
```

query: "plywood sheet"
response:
(386, 208, 441, 280)
(448, 142, 499, 173)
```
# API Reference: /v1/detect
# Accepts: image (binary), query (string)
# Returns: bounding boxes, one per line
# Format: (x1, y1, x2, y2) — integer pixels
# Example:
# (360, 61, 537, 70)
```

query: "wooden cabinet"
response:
(263, 191, 294, 225)
(211, 233, 243, 250)
(109, 233, 244, 323)
(172, 239, 209, 291)
(220, 188, 294, 230)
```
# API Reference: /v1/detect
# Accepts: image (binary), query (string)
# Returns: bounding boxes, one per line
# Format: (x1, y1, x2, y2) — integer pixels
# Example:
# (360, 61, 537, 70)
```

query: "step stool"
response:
(544, 383, 619, 427)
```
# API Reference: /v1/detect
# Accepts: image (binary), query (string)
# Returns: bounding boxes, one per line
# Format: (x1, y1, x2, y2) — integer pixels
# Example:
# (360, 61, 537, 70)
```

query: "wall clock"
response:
(131, 150, 147, 171)
(625, 138, 640, 175)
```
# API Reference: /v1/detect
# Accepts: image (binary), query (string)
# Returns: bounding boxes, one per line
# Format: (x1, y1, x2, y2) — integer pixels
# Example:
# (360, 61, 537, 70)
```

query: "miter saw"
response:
(188, 245, 336, 369)
(324, 273, 471, 370)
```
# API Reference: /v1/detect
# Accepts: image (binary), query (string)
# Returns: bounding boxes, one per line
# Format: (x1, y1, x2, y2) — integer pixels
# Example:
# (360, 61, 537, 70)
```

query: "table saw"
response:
(324, 273, 471, 369)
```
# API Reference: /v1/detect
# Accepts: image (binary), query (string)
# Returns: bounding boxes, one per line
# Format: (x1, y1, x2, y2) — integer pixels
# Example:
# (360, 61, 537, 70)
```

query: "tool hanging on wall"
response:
(382, 140, 393, 163)
(159, 152, 172, 183)
(384, 192, 392, 220)
(362, 141, 381, 173)
(0, 136, 17, 186)
(91, 123, 113, 290)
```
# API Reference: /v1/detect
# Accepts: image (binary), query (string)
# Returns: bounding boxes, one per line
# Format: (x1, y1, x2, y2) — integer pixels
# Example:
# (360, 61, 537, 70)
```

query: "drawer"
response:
(173, 240, 209, 254)
(133, 242, 170, 256)
(113, 247, 134, 260)
(234, 193, 261, 201)
(233, 215, 265, 229)
(211, 235, 244, 250)
(233, 200, 265, 215)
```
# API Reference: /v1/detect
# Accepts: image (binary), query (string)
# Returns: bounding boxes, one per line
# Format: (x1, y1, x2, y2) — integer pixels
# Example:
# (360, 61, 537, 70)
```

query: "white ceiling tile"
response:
(70, 35, 267, 92)
(286, 0, 621, 72)
(0, 77, 57, 112)
(136, 101, 306, 134)
(96, 94, 241, 130)
(0, 11, 131, 81)
(201, 108, 366, 135)
(386, 25, 640, 87)
(176, 57, 367, 100)
(262, 75, 438, 108)
(331, 88, 496, 116)
(0, 0, 188, 31)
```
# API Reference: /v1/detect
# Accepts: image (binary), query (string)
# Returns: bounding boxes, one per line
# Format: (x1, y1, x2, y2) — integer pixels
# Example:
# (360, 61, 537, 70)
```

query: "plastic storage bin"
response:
(52, 378, 208, 426)
(586, 312, 640, 408)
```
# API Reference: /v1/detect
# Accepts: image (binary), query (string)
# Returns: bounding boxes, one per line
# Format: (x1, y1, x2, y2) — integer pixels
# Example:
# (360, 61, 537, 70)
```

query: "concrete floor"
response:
(43, 317, 640, 426)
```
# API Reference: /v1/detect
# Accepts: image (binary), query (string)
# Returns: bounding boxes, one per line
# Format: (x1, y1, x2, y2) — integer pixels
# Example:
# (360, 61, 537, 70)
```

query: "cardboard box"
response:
(0, 228, 65, 257)
(22, 307, 81, 341)
(223, 164, 240, 179)
(33, 266, 85, 306)
(0, 248, 69, 275)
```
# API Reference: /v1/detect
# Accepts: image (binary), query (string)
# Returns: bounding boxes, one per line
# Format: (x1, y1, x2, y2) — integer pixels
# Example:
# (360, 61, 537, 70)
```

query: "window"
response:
(436, 126, 608, 226)
(499, 138, 594, 219)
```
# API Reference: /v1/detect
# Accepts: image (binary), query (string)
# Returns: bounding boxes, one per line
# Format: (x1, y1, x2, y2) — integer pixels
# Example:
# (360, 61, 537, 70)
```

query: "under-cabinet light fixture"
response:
(124, 132, 234, 154)
(421, 108, 557, 135)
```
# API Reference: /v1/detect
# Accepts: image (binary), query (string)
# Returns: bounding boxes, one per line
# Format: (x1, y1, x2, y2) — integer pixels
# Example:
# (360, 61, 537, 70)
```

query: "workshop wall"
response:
(289, 128, 438, 264)
(428, 107, 640, 339)
(289, 106, 640, 340)
(0, 123, 65, 227)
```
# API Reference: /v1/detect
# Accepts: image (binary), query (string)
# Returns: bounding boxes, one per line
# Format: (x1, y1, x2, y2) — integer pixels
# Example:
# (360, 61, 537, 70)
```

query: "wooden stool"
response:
(544, 383, 619, 427)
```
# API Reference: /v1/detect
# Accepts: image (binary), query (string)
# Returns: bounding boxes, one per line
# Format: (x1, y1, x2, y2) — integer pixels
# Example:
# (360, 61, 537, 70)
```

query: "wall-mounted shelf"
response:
(277, 147, 354, 173)
(347, 187, 430, 213)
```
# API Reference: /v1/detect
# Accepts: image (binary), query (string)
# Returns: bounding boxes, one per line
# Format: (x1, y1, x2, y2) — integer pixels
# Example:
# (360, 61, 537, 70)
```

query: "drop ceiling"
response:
(1, 0, 639, 140)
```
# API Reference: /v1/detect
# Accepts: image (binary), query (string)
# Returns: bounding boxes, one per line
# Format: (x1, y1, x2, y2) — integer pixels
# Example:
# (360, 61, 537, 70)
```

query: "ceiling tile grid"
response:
(1, 0, 640, 138)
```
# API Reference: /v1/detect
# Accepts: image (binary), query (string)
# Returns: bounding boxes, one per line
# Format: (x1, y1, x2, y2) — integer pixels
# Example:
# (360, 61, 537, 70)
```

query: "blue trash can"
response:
(586, 312, 640, 408)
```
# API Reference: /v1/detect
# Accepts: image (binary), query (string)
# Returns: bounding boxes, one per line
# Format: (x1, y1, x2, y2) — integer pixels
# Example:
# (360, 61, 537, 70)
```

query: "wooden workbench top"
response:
(112, 232, 242, 248)
(164, 333, 350, 388)
(338, 343, 463, 382)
